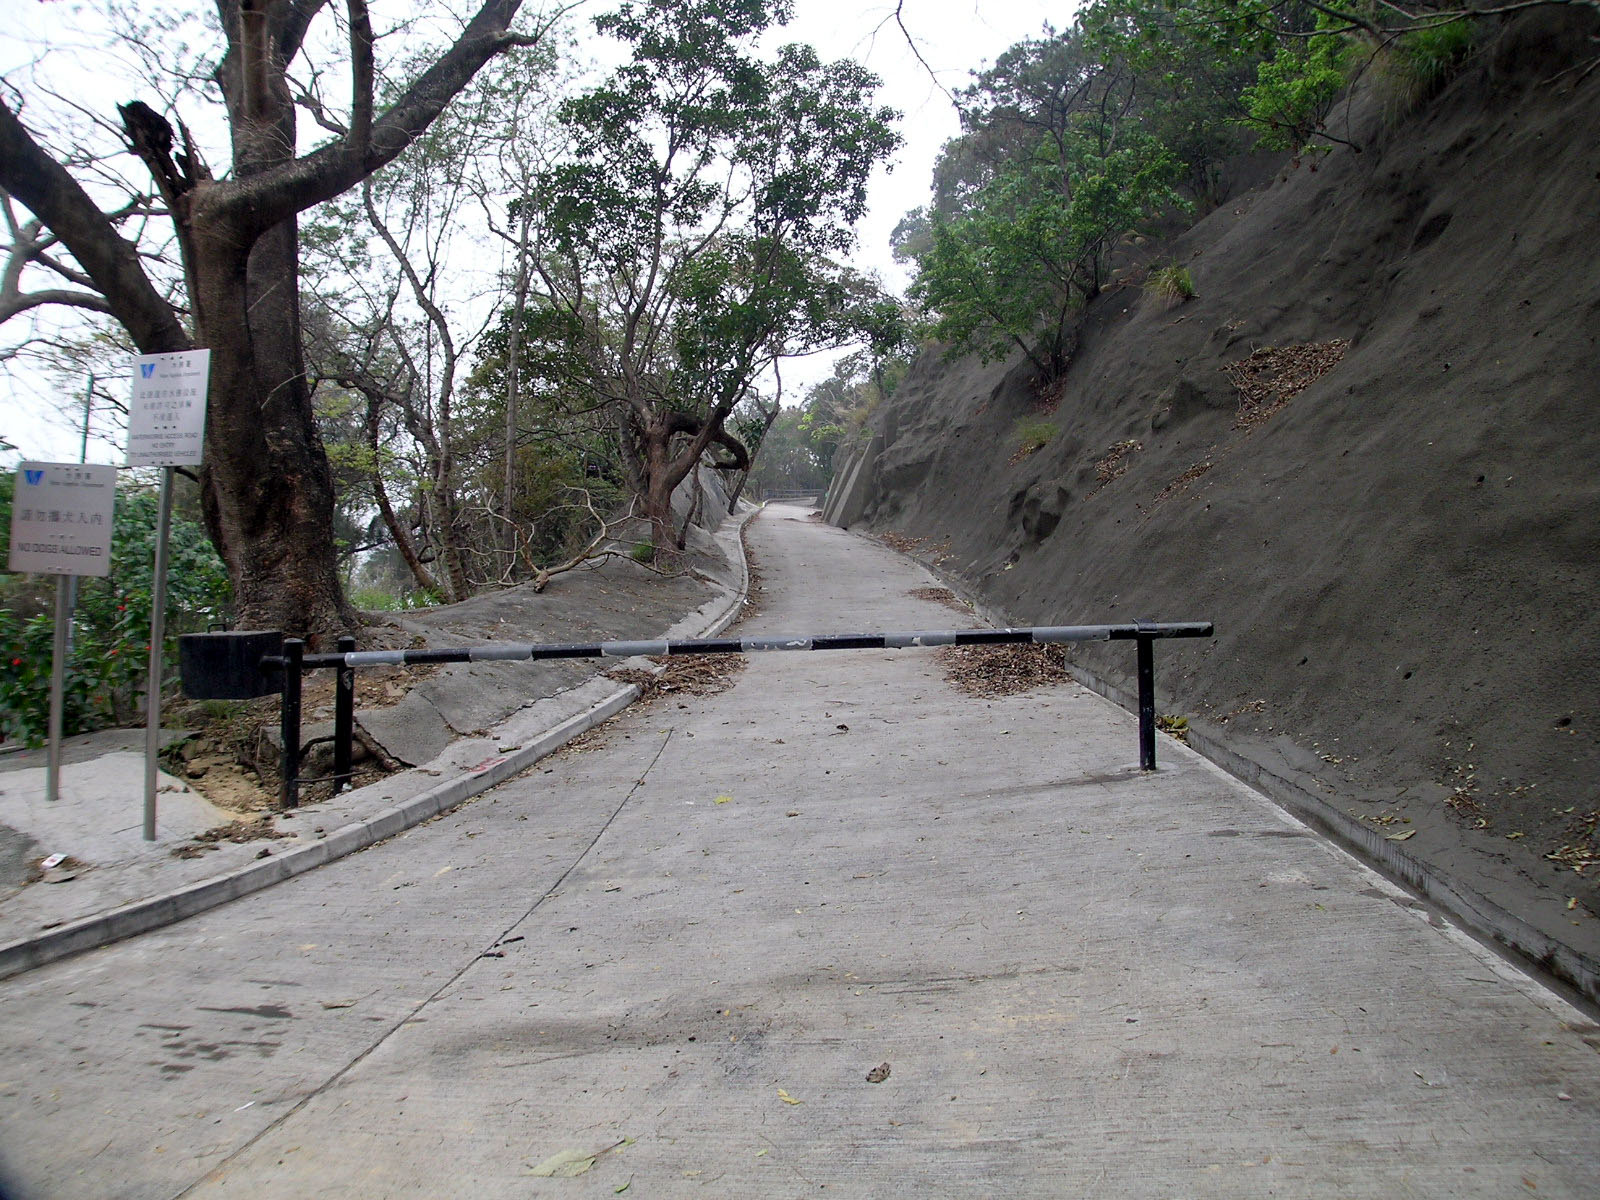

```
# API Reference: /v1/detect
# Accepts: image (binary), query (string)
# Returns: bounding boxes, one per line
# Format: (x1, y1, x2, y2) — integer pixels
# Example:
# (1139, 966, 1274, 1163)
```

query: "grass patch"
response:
(1144, 264, 1196, 305)
(1380, 19, 1476, 115)
(350, 586, 440, 613)
(1011, 419, 1059, 463)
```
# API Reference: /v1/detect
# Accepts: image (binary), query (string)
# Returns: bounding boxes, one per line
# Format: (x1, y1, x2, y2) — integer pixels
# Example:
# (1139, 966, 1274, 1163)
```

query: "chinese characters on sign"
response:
(126, 349, 211, 467)
(7, 463, 117, 578)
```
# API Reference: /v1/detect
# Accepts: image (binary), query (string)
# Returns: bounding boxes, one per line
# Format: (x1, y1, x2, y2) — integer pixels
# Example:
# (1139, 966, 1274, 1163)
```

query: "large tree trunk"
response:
(642, 420, 678, 562)
(195, 213, 354, 640)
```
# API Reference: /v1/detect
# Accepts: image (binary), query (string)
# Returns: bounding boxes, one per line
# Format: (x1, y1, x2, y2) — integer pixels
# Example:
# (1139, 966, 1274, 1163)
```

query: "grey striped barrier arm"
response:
(304, 622, 1213, 670)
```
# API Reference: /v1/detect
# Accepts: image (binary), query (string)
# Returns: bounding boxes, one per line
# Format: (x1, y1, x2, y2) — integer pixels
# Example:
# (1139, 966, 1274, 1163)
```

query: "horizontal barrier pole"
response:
(292, 622, 1213, 672)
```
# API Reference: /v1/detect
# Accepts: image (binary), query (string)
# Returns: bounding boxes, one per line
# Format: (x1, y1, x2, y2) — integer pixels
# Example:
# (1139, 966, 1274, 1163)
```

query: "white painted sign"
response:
(7, 462, 117, 577)
(126, 349, 211, 467)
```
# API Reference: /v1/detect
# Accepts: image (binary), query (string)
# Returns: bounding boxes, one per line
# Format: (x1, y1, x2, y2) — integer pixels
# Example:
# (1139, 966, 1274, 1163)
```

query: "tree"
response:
(910, 38, 1183, 378)
(0, 1, 562, 641)
(523, 0, 903, 559)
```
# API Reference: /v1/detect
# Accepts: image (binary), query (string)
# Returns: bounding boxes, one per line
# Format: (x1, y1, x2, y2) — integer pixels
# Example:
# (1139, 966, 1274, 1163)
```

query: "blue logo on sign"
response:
(141, 363, 156, 378)
(24, 469, 43, 486)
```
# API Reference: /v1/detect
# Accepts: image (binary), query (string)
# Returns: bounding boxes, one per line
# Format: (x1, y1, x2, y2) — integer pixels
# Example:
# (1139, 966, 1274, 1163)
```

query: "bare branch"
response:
(0, 100, 189, 351)
(345, 0, 375, 154)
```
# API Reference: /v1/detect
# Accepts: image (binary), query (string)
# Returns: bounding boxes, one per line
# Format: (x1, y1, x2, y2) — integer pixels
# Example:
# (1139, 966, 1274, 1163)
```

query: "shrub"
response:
(1381, 19, 1475, 114)
(1145, 264, 1196, 303)
(1241, 31, 1355, 154)
(630, 541, 656, 564)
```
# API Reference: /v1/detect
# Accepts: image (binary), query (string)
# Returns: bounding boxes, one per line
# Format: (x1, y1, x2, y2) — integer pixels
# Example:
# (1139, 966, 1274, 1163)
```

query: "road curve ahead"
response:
(0, 504, 1596, 1198)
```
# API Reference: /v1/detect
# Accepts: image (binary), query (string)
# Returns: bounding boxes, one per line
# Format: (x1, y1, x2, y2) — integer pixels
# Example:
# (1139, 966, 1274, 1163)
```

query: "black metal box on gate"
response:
(178, 631, 283, 699)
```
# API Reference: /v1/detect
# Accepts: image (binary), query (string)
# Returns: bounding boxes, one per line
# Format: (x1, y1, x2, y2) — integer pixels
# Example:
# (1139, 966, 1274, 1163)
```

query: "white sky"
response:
(1, 0, 1073, 465)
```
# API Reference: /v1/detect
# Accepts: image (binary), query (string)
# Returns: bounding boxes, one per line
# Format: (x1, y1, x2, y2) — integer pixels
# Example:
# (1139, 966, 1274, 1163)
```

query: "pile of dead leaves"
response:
(606, 654, 747, 704)
(1094, 439, 1144, 487)
(909, 586, 972, 614)
(1147, 459, 1217, 510)
(1223, 338, 1350, 429)
(936, 643, 1070, 697)
(876, 531, 926, 554)
(1546, 810, 1600, 876)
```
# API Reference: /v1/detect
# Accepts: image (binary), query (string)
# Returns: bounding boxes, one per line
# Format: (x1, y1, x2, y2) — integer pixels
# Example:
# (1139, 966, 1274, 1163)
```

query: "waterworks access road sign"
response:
(126, 349, 210, 467)
(7, 462, 117, 577)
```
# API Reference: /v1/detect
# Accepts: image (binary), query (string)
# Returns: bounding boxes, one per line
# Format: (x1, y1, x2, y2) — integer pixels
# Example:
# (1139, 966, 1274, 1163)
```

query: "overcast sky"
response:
(1, 0, 1073, 465)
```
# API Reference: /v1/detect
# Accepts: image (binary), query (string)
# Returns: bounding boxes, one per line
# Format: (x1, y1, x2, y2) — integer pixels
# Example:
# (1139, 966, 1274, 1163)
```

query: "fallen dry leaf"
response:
(866, 1063, 891, 1084)
(528, 1137, 633, 1178)
(528, 1149, 596, 1178)
(777, 1088, 803, 1105)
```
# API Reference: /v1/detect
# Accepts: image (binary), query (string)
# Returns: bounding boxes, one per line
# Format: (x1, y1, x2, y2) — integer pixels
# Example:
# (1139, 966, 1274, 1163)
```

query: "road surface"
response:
(0, 504, 1595, 1198)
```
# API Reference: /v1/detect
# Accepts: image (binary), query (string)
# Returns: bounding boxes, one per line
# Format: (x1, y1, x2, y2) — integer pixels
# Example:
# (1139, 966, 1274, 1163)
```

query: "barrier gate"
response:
(179, 620, 1213, 809)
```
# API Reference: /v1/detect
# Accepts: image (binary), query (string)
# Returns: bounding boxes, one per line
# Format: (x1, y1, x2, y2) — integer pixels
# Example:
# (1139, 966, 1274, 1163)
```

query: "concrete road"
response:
(0, 505, 1596, 1199)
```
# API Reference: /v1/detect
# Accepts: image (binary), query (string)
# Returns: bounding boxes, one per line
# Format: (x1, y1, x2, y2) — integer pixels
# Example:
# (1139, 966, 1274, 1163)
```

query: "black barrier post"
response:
(280, 638, 303, 810)
(1135, 621, 1157, 771)
(334, 635, 356, 795)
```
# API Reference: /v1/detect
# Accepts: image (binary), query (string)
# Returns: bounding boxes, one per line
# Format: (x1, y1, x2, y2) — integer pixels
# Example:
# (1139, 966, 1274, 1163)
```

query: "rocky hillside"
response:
(828, 10, 1600, 1000)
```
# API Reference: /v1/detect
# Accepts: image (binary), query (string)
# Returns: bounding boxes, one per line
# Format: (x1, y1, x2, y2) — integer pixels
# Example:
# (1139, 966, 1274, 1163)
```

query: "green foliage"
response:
(630, 541, 656, 564)
(0, 477, 230, 746)
(1014, 419, 1060, 457)
(901, 0, 1414, 381)
(348, 586, 441, 613)
(1382, 19, 1475, 112)
(912, 128, 1183, 377)
(1241, 25, 1355, 153)
(520, 0, 903, 543)
(1145, 263, 1196, 303)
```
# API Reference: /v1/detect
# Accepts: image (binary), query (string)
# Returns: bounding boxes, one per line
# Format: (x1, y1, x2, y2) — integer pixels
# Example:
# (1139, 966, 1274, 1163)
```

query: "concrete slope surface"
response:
(0, 505, 1595, 1198)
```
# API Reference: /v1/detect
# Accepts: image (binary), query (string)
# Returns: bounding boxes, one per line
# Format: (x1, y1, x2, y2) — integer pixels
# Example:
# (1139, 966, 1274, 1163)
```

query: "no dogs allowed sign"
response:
(7, 462, 117, 578)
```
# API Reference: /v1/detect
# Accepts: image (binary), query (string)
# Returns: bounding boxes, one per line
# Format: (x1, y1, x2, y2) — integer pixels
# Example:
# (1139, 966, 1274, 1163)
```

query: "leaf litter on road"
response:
(936, 643, 1070, 697)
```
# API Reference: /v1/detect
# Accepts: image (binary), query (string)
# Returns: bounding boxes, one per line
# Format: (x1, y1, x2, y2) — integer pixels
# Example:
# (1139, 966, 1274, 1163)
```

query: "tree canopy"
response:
(516, 0, 904, 557)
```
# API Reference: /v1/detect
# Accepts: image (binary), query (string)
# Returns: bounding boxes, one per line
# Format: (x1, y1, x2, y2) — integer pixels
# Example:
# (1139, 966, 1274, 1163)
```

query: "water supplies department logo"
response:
(24, 469, 44, 486)
(141, 362, 157, 378)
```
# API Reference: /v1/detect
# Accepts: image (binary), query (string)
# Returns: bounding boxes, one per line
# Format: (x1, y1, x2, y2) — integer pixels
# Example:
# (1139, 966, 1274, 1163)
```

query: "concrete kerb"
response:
(949, 586, 1600, 1012)
(0, 506, 758, 982)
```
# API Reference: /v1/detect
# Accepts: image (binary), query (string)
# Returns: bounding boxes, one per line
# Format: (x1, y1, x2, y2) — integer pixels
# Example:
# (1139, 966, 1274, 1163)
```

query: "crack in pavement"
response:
(172, 729, 677, 1199)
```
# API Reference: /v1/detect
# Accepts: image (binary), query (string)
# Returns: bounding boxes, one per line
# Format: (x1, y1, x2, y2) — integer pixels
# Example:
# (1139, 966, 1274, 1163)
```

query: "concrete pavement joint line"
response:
(173, 728, 678, 1200)
(0, 506, 758, 981)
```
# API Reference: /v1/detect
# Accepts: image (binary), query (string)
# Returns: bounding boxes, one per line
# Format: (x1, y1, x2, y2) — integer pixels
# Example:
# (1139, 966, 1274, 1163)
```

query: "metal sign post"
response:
(7, 463, 118, 802)
(48, 576, 68, 802)
(142, 468, 175, 841)
(126, 349, 210, 841)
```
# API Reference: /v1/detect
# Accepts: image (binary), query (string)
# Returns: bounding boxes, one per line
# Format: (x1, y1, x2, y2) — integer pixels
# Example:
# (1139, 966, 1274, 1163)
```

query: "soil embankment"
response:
(831, 11, 1600, 998)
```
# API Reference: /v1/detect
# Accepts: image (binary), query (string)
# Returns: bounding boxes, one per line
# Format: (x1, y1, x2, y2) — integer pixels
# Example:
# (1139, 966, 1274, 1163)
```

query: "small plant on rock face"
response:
(1145, 264, 1196, 304)
(1012, 419, 1059, 462)
(630, 541, 656, 565)
(1380, 19, 1475, 115)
